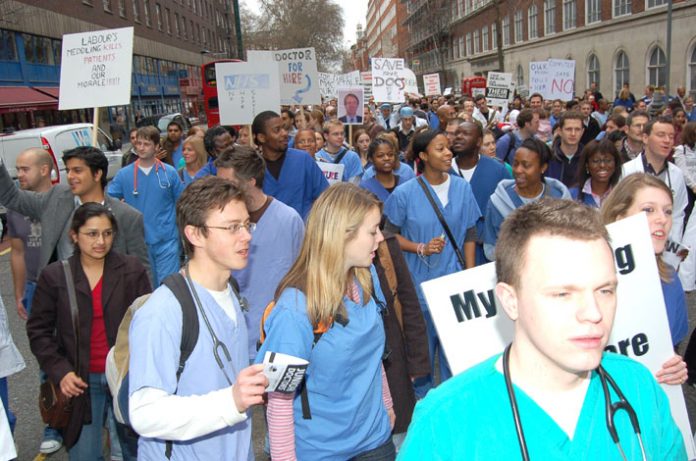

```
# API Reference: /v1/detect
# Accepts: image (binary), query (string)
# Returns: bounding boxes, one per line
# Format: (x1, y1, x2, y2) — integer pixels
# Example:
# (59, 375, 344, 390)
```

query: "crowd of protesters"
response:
(0, 81, 696, 460)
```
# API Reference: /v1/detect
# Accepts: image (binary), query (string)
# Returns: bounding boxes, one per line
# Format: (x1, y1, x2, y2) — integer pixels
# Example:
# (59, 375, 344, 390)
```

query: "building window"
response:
(514, 10, 523, 43)
(0, 30, 17, 61)
(451, 37, 457, 60)
(502, 16, 510, 46)
(165, 8, 171, 33)
(690, 46, 696, 98)
(155, 3, 163, 31)
(492, 22, 497, 49)
(482, 26, 489, 52)
(614, 50, 629, 94)
(647, 0, 666, 7)
(459, 36, 465, 58)
(466, 32, 472, 55)
(587, 53, 600, 87)
(544, 0, 556, 35)
(517, 64, 524, 87)
(528, 5, 538, 39)
(613, 0, 631, 16)
(563, 0, 576, 30)
(586, 0, 600, 23)
(474, 29, 480, 54)
(103, 0, 112, 12)
(182, 15, 187, 39)
(118, 0, 127, 17)
(174, 12, 180, 36)
(132, 0, 140, 22)
(647, 46, 666, 87)
(22, 34, 55, 65)
(143, 0, 151, 26)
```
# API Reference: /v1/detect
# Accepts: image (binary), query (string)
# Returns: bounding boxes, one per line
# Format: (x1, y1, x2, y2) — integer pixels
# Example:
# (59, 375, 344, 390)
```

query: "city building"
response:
(0, 0, 238, 132)
(440, 0, 696, 99)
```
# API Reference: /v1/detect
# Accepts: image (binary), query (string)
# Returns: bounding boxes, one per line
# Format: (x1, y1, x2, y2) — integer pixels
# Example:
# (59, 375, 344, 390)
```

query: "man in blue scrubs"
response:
(252, 111, 328, 219)
(108, 126, 184, 285)
(400, 199, 686, 460)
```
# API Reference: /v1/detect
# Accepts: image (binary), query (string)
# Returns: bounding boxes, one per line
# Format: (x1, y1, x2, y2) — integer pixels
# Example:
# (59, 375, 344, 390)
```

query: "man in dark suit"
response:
(338, 93, 363, 124)
(0, 146, 151, 279)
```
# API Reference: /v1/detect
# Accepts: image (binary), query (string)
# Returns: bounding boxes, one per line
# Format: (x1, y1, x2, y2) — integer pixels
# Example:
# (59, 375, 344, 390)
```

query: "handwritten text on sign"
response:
(59, 27, 134, 110)
(422, 213, 695, 458)
(372, 58, 406, 103)
(216, 61, 280, 126)
(247, 48, 320, 105)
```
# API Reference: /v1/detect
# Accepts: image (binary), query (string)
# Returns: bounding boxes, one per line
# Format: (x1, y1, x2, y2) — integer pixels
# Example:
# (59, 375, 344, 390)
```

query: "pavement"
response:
(3, 243, 696, 460)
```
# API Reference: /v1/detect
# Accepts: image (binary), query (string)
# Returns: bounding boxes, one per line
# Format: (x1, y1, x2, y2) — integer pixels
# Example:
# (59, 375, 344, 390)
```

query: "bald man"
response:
(437, 104, 456, 132)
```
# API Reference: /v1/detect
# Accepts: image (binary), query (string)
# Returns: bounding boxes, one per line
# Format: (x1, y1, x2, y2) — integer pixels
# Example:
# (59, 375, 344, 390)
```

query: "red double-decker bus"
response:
(201, 59, 242, 127)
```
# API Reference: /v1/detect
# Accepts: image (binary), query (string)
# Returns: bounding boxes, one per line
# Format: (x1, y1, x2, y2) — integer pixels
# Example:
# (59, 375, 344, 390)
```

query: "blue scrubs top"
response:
(256, 267, 391, 461)
(107, 161, 184, 245)
(315, 147, 364, 182)
(399, 353, 686, 460)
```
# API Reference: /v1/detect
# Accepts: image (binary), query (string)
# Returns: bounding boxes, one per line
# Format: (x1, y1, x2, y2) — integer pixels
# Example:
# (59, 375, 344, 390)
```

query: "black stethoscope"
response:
(132, 158, 172, 196)
(502, 344, 647, 461)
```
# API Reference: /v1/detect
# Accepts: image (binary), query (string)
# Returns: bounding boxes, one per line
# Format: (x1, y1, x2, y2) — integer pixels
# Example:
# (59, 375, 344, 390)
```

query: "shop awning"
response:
(33, 86, 60, 99)
(0, 86, 59, 113)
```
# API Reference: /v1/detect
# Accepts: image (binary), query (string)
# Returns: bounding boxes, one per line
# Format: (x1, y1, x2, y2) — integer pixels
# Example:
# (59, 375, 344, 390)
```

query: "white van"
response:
(0, 123, 123, 184)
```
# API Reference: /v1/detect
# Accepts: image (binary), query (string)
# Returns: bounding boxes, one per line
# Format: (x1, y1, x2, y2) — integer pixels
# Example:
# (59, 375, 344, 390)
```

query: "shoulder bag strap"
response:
(61, 260, 80, 375)
(333, 147, 348, 164)
(416, 177, 467, 270)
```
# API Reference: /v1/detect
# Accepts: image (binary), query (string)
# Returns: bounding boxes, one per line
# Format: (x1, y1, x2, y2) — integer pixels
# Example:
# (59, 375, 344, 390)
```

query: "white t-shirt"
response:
(431, 175, 451, 208)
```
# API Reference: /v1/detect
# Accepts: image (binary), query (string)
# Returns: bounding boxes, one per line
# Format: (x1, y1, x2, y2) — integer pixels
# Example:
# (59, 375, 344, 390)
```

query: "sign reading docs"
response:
(215, 61, 280, 125)
(247, 48, 320, 105)
(422, 213, 695, 458)
(59, 27, 134, 110)
(372, 58, 406, 102)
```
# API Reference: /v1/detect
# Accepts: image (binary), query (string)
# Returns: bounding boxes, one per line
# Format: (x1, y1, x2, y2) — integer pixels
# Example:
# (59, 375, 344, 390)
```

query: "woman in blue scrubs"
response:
(384, 129, 481, 397)
(258, 184, 395, 461)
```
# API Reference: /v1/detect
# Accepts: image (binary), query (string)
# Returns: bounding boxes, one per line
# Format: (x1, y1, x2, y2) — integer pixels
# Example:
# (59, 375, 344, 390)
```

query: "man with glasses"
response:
(128, 176, 269, 460)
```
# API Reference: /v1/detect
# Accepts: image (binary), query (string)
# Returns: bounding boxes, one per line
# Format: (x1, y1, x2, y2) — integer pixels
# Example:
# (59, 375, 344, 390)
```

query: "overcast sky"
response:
(242, 0, 368, 48)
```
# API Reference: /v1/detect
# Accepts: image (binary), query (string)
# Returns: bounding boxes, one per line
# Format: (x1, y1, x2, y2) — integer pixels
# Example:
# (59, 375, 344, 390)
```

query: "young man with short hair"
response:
(194, 125, 236, 179)
(528, 93, 544, 109)
(399, 199, 685, 459)
(252, 111, 328, 219)
(108, 126, 184, 286)
(0, 146, 150, 275)
(163, 121, 185, 168)
(547, 111, 585, 187)
(622, 116, 688, 241)
(316, 119, 363, 183)
(495, 109, 539, 165)
(128, 176, 268, 460)
(580, 101, 601, 145)
(214, 146, 304, 361)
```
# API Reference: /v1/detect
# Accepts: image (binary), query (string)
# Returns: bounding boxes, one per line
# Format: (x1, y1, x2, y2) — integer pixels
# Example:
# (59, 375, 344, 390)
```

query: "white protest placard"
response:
(443, 87, 452, 96)
(316, 162, 344, 185)
(338, 71, 361, 89)
(247, 48, 320, 105)
(361, 71, 373, 99)
(215, 61, 280, 126)
(318, 71, 361, 100)
(58, 27, 134, 110)
(528, 61, 550, 98)
(547, 59, 576, 100)
(404, 68, 420, 97)
(422, 213, 695, 457)
(371, 58, 406, 103)
(423, 74, 442, 97)
(486, 72, 514, 107)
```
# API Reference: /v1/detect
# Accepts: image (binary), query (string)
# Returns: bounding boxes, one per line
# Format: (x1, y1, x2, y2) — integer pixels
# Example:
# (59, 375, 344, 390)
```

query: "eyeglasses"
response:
(205, 222, 256, 235)
(589, 157, 616, 166)
(79, 230, 114, 240)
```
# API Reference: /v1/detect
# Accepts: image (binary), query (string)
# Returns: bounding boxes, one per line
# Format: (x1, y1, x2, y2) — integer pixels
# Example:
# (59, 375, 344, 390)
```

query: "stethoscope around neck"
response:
(132, 158, 172, 196)
(502, 344, 647, 461)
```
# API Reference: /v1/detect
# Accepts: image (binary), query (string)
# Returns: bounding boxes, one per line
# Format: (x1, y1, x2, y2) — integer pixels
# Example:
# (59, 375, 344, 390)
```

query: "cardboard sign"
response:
(372, 58, 406, 103)
(215, 61, 280, 125)
(318, 71, 361, 99)
(361, 71, 373, 99)
(59, 27, 134, 110)
(247, 48, 320, 105)
(529, 59, 576, 100)
(422, 213, 695, 457)
(316, 161, 344, 185)
(423, 74, 442, 97)
(403, 68, 420, 97)
(486, 72, 514, 107)
(337, 88, 364, 125)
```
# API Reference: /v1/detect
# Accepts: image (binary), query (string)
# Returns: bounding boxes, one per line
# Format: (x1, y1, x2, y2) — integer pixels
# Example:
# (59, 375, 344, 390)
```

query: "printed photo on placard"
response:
(337, 88, 365, 125)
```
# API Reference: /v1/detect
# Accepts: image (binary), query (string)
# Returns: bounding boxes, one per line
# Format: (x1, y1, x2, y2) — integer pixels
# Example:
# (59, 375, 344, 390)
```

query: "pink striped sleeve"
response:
(267, 391, 296, 461)
(382, 364, 393, 411)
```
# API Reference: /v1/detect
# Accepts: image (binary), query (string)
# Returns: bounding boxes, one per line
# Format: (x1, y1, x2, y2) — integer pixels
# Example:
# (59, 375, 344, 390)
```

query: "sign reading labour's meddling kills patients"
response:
(58, 27, 134, 110)
(421, 212, 695, 457)
(247, 48, 320, 105)
(215, 61, 280, 126)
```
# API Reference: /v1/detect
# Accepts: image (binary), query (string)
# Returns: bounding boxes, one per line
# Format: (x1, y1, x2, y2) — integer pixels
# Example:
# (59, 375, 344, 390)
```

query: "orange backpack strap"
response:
(377, 241, 403, 331)
(258, 300, 276, 348)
